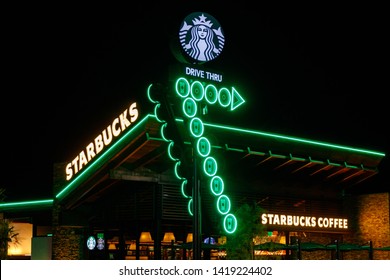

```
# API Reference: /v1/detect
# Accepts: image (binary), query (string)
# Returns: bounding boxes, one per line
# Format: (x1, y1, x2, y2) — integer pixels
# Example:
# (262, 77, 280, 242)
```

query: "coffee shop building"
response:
(1, 84, 389, 260)
(1, 11, 389, 260)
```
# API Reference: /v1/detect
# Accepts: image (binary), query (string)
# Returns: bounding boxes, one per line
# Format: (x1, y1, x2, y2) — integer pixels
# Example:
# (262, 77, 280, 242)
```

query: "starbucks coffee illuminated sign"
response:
(261, 213, 348, 230)
(65, 102, 139, 181)
(179, 12, 225, 64)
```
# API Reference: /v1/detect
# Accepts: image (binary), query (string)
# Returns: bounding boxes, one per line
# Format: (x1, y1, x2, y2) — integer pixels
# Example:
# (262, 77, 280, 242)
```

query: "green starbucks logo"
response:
(179, 12, 225, 63)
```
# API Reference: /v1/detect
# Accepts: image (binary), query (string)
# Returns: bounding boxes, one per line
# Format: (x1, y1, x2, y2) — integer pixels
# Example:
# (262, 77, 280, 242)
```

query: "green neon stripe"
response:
(203, 122, 386, 157)
(247, 147, 266, 156)
(6, 113, 384, 209)
(269, 150, 287, 159)
(171, 117, 385, 157)
(0, 199, 53, 209)
(327, 159, 342, 167)
(289, 154, 306, 161)
(224, 144, 245, 153)
(151, 115, 385, 161)
(309, 157, 325, 164)
(57, 113, 385, 200)
(344, 162, 358, 169)
(56, 114, 154, 200)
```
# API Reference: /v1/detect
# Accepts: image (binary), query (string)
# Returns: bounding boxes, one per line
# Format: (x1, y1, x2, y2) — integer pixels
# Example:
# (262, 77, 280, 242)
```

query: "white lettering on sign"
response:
(185, 66, 223, 82)
(186, 67, 205, 78)
(261, 213, 348, 229)
(205, 71, 222, 82)
(65, 102, 139, 181)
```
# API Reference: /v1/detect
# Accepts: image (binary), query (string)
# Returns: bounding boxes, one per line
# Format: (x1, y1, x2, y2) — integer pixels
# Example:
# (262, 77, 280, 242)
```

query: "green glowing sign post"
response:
(147, 11, 245, 259)
(172, 77, 244, 235)
(147, 76, 245, 234)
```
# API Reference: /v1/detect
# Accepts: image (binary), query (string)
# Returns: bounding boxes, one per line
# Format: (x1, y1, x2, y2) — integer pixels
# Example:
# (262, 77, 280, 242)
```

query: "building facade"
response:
(2, 109, 388, 260)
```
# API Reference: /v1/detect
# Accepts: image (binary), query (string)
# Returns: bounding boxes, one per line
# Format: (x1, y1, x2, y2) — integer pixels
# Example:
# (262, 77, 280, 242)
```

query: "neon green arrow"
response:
(231, 87, 245, 111)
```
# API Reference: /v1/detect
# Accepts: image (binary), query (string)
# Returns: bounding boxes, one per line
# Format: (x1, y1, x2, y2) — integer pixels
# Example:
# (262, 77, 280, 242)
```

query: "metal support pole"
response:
(297, 238, 302, 260)
(193, 154, 202, 260)
(335, 239, 340, 260)
(369, 240, 373, 260)
(136, 238, 140, 260)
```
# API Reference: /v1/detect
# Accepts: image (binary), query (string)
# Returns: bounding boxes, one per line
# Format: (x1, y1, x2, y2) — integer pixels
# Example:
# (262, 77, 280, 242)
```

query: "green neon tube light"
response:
(56, 114, 154, 200)
(0, 199, 53, 209)
(203, 122, 386, 157)
(172, 116, 384, 157)
(57, 113, 385, 201)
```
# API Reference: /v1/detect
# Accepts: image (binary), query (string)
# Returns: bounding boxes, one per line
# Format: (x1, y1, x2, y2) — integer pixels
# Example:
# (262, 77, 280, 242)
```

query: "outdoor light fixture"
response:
(162, 232, 176, 243)
(139, 232, 153, 243)
(186, 233, 193, 243)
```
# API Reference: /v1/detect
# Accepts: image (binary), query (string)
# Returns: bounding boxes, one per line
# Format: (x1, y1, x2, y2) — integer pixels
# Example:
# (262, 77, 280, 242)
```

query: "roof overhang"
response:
(52, 113, 385, 209)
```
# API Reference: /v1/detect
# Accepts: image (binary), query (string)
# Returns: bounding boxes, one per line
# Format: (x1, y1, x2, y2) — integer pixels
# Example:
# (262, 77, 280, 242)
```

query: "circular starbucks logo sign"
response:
(87, 236, 96, 250)
(179, 12, 225, 64)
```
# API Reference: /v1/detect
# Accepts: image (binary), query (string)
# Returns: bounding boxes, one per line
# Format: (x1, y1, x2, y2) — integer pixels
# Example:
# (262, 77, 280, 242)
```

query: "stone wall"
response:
(290, 192, 390, 260)
(52, 201, 85, 260)
(52, 226, 84, 260)
(344, 192, 390, 260)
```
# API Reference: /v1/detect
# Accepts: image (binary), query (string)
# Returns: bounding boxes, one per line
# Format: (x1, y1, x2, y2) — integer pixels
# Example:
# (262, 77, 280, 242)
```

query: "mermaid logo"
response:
(179, 12, 225, 64)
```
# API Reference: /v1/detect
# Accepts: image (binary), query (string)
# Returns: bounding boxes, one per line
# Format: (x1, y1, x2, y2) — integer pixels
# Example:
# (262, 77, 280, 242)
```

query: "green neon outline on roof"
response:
(203, 122, 386, 157)
(0, 199, 53, 209)
(56, 114, 385, 201)
(3, 113, 385, 208)
(55, 114, 153, 200)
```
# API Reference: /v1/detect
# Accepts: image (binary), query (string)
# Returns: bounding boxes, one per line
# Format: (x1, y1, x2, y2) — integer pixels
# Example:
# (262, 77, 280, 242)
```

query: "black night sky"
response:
(2, 3, 388, 201)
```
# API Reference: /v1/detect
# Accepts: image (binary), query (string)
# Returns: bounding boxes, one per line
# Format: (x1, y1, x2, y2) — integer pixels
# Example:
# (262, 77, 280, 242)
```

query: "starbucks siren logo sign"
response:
(179, 12, 225, 64)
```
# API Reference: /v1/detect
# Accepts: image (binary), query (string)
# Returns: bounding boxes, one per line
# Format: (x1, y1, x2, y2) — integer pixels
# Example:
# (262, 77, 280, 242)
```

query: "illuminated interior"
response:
(7, 222, 33, 257)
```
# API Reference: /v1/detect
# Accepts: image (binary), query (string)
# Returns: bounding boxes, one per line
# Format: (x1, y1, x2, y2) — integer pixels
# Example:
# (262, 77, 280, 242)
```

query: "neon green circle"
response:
(196, 137, 211, 157)
(189, 117, 204, 138)
(210, 176, 224, 196)
(223, 213, 237, 234)
(181, 179, 191, 199)
(203, 156, 217, 177)
(175, 77, 190, 98)
(154, 103, 166, 123)
(167, 141, 179, 161)
(217, 195, 231, 215)
(174, 161, 186, 180)
(191, 80, 204, 101)
(182, 97, 197, 118)
(147, 83, 159, 104)
(160, 123, 171, 142)
(218, 87, 231, 108)
(188, 198, 193, 216)
(205, 84, 218, 104)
